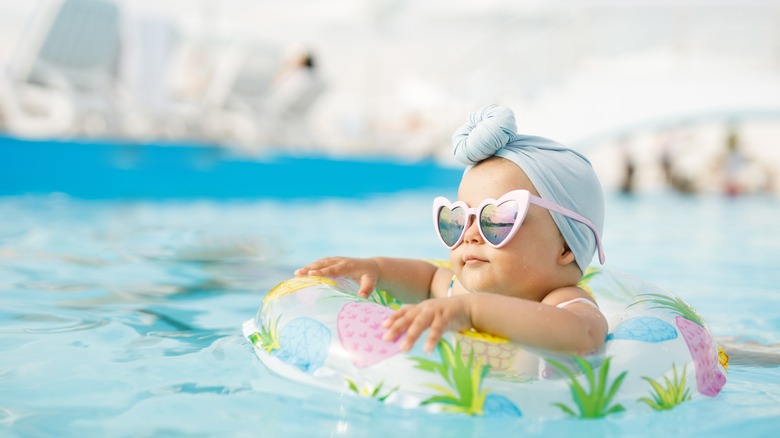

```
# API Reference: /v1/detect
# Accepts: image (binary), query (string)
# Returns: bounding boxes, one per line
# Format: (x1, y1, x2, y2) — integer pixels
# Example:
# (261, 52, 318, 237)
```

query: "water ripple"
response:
(0, 407, 24, 426)
(0, 311, 110, 335)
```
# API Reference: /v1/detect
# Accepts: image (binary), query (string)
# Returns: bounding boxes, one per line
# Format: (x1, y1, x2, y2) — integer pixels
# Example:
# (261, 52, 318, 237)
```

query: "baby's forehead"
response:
(459, 158, 539, 199)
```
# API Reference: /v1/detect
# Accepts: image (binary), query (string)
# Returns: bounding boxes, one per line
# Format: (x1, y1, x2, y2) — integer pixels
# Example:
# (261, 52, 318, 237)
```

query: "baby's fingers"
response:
(357, 275, 376, 298)
(294, 257, 341, 276)
(383, 307, 430, 352)
(382, 308, 411, 342)
(423, 317, 447, 353)
(382, 305, 407, 329)
(294, 260, 323, 276)
(399, 313, 434, 352)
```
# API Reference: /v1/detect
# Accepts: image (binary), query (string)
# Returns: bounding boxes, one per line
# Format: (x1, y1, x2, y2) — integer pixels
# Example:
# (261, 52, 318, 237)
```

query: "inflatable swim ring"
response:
(242, 267, 728, 418)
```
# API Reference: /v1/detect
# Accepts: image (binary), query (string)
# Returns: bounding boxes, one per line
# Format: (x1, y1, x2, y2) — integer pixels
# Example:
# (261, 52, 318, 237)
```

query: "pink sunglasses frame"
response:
(432, 189, 605, 264)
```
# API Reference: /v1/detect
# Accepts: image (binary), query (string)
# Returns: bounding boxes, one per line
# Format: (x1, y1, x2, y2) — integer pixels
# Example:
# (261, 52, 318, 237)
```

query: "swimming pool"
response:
(1, 141, 779, 436)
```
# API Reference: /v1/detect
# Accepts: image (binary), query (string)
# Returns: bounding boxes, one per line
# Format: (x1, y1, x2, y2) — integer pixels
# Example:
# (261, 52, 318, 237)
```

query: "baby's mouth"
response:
(463, 254, 487, 264)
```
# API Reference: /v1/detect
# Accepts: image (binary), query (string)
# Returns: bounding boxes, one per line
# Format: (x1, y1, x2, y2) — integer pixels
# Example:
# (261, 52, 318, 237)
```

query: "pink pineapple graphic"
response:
(634, 294, 727, 397)
(337, 302, 405, 368)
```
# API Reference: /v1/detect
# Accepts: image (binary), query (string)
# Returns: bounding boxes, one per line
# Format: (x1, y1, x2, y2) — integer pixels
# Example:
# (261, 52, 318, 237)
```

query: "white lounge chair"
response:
(1, 0, 122, 138)
(117, 11, 206, 141)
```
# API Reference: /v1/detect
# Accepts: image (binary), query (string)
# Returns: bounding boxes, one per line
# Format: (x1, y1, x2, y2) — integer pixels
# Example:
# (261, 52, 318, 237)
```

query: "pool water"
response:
(1, 191, 779, 436)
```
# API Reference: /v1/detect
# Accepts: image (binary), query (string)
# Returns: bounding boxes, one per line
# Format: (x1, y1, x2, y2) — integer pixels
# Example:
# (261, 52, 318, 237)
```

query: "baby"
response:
(295, 104, 608, 356)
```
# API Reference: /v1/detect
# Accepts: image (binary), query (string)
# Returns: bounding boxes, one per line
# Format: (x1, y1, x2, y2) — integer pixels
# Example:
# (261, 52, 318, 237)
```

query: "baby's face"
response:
(451, 157, 568, 300)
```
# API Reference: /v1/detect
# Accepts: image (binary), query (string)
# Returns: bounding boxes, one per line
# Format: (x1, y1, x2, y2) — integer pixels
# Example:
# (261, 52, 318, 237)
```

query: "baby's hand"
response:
(382, 296, 472, 353)
(294, 256, 379, 298)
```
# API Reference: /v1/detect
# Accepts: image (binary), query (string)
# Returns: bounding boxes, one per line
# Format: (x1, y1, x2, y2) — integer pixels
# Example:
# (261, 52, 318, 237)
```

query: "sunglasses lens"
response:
(480, 201, 518, 246)
(438, 206, 466, 247)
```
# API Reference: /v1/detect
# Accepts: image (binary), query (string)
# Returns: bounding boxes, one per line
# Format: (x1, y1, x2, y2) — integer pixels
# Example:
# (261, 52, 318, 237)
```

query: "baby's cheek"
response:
(449, 253, 463, 274)
(448, 251, 459, 265)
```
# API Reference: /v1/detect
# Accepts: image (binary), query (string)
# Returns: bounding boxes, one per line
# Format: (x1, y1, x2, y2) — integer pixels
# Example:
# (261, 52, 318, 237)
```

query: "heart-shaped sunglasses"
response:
(432, 190, 605, 263)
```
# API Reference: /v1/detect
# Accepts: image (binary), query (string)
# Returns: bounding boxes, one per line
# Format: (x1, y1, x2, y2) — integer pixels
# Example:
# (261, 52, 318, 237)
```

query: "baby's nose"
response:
(462, 217, 483, 244)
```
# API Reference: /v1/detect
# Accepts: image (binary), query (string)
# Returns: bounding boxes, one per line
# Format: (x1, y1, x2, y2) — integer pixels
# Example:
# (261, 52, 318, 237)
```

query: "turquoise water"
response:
(1, 191, 779, 436)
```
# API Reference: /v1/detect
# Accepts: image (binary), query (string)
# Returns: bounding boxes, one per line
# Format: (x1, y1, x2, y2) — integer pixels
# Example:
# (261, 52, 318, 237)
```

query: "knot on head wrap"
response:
(452, 103, 517, 164)
(452, 104, 605, 274)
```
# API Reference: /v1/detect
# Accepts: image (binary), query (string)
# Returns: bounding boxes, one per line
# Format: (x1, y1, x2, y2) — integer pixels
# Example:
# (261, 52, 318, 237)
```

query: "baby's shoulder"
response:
(541, 285, 598, 309)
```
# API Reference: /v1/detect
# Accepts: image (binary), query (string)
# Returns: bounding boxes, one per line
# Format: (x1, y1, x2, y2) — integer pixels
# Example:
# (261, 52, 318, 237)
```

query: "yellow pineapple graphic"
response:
(453, 330, 520, 372)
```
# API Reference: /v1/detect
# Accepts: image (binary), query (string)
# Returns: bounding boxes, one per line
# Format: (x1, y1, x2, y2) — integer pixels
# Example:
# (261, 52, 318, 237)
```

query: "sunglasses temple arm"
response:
(592, 228, 606, 264)
(531, 197, 606, 265)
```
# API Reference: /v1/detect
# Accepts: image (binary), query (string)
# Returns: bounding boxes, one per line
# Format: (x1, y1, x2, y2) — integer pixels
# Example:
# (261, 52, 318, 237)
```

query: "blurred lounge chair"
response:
(200, 42, 325, 152)
(0, 67, 75, 138)
(117, 11, 205, 142)
(1, 0, 122, 138)
(199, 41, 281, 149)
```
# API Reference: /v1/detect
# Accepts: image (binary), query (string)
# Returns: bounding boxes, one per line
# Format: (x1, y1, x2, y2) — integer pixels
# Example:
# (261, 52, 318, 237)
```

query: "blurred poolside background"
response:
(2, 2, 780, 435)
(1, 0, 780, 195)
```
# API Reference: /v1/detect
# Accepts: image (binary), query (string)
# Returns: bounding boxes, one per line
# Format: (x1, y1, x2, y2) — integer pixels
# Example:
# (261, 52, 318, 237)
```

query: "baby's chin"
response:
(458, 272, 498, 294)
(454, 260, 509, 293)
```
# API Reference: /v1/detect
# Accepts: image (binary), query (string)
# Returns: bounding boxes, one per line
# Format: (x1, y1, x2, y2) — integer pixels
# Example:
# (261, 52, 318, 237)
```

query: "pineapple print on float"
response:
(453, 330, 521, 373)
(409, 338, 522, 417)
(248, 315, 331, 374)
(243, 268, 728, 417)
(337, 302, 404, 368)
(631, 294, 727, 397)
(607, 316, 678, 343)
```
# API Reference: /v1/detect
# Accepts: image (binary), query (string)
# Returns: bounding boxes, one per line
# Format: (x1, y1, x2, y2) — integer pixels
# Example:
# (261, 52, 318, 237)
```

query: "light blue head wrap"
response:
(452, 103, 605, 273)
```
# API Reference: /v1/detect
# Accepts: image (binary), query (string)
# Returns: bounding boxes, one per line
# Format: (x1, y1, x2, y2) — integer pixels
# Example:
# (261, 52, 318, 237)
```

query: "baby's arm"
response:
(384, 286, 607, 354)
(469, 288, 608, 354)
(295, 256, 453, 302)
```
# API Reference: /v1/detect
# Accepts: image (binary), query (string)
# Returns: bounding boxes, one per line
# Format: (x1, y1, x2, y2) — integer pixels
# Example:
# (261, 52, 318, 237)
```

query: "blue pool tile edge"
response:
(0, 135, 462, 199)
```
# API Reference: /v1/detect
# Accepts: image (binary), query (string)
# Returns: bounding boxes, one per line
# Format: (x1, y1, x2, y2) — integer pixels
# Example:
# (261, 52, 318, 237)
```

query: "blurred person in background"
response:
(264, 45, 323, 120)
(617, 135, 636, 195)
(711, 121, 772, 196)
(257, 44, 325, 148)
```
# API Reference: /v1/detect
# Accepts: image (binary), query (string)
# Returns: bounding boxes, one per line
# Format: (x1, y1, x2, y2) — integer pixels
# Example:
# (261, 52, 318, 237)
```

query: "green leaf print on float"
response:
(248, 315, 282, 353)
(549, 356, 627, 418)
(639, 363, 691, 411)
(345, 378, 399, 402)
(410, 339, 522, 417)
